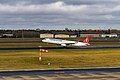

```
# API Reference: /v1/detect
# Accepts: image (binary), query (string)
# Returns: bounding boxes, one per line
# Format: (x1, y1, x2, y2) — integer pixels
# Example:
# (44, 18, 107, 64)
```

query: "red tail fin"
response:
(83, 36, 90, 43)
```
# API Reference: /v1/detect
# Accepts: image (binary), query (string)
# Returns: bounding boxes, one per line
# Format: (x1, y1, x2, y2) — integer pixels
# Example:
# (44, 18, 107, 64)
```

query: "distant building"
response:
(80, 34, 100, 37)
(40, 34, 54, 38)
(2, 34, 14, 38)
(101, 34, 118, 38)
(55, 34, 69, 38)
(69, 35, 77, 38)
(15, 31, 39, 38)
(0, 34, 2, 38)
(118, 34, 120, 38)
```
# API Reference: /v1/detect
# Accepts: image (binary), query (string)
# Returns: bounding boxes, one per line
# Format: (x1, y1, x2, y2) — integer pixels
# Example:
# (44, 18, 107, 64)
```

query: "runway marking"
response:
(1, 72, 120, 80)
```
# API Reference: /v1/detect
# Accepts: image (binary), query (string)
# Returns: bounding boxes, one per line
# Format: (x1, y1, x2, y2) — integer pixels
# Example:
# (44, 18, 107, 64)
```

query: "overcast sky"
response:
(0, 0, 120, 30)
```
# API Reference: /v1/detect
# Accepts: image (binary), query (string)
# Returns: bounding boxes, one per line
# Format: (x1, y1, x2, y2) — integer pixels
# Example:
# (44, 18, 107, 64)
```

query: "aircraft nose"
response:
(42, 39, 45, 42)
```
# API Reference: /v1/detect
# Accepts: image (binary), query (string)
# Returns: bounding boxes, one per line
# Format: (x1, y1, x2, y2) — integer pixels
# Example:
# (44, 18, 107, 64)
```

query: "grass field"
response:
(0, 49, 120, 70)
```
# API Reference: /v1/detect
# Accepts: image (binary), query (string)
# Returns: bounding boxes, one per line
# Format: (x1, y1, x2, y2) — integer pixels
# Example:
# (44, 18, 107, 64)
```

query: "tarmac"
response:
(0, 68, 120, 80)
(0, 45, 119, 50)
(0, 71, 120, 80)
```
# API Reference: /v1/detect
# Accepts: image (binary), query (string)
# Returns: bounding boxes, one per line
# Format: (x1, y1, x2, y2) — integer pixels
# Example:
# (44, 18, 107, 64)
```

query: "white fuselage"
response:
(72, 42, 89, 46)
(42, 38, 89, 47)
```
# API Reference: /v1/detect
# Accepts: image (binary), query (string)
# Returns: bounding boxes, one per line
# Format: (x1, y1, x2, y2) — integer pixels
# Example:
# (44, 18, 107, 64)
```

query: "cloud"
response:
(0, 1, 118, 14)
(0, 1, 85, 14)
(0, 0, 119, 29)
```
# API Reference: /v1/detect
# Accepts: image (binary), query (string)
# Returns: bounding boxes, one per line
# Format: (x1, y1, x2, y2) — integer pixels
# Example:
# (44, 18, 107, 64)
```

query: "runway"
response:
(0, 68, 120, 80)
(0, 67, 120, 76)
(0, 45, 119, 50)
(1, 72, 120, 80)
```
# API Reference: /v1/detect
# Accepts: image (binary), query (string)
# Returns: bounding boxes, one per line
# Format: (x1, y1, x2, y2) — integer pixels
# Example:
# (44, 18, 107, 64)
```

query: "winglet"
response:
(83, 36, 90, 43)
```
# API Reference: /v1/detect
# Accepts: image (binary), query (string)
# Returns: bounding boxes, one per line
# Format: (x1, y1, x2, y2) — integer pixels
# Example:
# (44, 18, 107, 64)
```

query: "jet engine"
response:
(61, 44, 66, 47)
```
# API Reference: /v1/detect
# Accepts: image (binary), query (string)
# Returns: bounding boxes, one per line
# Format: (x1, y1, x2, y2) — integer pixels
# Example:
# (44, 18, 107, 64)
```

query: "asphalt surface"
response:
(1, 71, 120, 80)
(0, 67, 120, 76)
(0, 46, 119, 50)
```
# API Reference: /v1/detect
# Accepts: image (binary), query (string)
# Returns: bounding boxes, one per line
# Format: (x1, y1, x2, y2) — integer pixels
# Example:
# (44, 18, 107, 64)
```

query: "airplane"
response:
(42, 36, 90, 47)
